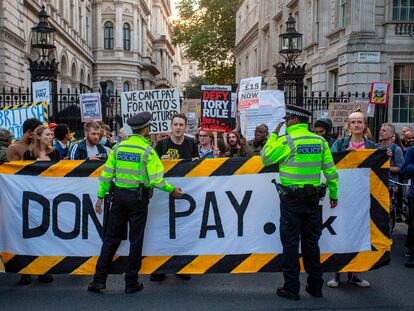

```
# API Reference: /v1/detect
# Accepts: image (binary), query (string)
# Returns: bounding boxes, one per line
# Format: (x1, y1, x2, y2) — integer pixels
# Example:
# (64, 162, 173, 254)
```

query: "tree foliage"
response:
(183, 75, 205, 98)
(172, 0, 239, 85)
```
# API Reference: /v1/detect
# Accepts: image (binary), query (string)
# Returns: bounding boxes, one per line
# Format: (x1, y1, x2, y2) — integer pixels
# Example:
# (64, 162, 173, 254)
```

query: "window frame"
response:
(104, 21, 114, 50)
(123, 23, 131, 51)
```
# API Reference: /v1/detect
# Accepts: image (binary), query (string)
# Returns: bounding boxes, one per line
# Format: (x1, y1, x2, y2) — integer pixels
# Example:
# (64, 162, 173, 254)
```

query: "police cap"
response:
(283, 105, 312, 120)
(127, 112, 152, 130)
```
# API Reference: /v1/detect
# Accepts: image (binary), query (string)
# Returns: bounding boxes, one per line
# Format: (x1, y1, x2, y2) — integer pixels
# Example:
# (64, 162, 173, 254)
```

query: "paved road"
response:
(1, 224, 413, 311)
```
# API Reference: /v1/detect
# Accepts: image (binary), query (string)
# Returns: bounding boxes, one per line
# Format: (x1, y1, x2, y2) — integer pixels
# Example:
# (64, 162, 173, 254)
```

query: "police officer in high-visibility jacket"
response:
(88, 112, 183, 294)
(261, 105, 338, 301)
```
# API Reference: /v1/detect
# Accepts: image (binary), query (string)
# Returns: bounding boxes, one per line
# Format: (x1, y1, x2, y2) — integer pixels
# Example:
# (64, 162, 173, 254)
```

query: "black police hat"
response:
(127, 112, 152, 130)
(283, 105, 312, 120)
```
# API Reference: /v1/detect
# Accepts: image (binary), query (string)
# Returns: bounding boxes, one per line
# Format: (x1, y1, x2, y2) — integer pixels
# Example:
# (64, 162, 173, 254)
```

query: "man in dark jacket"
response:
(69, 121, 107, 160)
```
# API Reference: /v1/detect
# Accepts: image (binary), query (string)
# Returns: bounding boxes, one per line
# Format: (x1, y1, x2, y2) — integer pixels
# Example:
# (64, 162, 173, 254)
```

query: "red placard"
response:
(201, 85, 235, 133)
(369, 82, 390, 106)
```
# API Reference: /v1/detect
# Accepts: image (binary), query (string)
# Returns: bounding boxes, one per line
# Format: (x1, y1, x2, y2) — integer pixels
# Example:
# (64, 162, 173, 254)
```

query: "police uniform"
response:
(88, 112, 176, 294)
(261, 105, 338, 300)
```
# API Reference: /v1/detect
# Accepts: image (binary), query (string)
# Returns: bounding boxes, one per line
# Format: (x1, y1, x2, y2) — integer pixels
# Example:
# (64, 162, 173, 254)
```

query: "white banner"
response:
(0, 169, 371, 257)
(80, 93, 102, 122)
(121, 89, 180, 134)
(33, 81, 50, 106)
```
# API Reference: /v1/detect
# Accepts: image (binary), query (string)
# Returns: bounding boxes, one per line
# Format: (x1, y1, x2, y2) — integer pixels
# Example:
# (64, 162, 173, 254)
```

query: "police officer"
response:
(88, 112, 183, 294)
(261, 105, 338, 300)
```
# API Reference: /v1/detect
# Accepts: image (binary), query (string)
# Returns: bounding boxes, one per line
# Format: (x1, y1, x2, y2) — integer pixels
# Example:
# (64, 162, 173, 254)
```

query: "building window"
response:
(104, 21, 114, 49)
(393, 0, 414, 21)
(338, 0, 347, 27)
(123, 23, 131, 51)
(106, 81, 114, 94)
(123, 81, 130, 92)
(314, 0, 319, 43)
(393, 64, 414, 123)
(330, 69, 338, 94)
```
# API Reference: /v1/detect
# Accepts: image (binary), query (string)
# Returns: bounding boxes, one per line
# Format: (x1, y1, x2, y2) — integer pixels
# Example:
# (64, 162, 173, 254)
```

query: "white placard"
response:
(80, 93, 102, 122)
(32, 81, 50, 106)
(0, 168, 371, 256)
(121, 89, 180, 134)
(238, 76, 262, 110)
(240, 90, 286, 140)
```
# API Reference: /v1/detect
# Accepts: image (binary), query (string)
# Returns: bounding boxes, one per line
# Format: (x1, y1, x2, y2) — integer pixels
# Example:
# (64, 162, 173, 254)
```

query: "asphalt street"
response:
(1, 224, 413, 311)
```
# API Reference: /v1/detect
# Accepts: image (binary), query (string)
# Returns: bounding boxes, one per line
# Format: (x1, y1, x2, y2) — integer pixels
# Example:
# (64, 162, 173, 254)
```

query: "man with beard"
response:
(224, 131, 246, 157)
(245, 124, 269, 156)
(69, 121, 108, 160)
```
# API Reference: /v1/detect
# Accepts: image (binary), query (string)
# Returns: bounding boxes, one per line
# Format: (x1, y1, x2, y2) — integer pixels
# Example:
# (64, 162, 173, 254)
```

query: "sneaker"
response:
(405, 257, 414, 268)
(406, 249, 413, 257)
(327, 274, 340, 288)
(348, 274, 370, 288)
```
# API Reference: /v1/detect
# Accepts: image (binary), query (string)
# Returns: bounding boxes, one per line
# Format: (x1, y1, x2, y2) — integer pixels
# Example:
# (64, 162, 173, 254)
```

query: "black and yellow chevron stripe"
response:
(0, 150, 391, 275)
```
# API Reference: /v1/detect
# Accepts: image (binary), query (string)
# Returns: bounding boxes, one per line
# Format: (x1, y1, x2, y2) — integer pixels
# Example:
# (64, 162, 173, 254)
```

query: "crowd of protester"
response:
(0, 106, 414, 287)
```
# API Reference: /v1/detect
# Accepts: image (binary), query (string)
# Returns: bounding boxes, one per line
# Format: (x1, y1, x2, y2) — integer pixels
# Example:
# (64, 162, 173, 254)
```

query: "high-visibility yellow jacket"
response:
(261, 123, 338, 200)
(97, 135, 174, 199)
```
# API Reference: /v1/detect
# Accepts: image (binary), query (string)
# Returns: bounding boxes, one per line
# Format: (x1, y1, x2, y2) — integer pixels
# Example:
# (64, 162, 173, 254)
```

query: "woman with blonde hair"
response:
(23, 125, 61, 161)
(328, 108, 376, 288)
(331, 108, 376, 152)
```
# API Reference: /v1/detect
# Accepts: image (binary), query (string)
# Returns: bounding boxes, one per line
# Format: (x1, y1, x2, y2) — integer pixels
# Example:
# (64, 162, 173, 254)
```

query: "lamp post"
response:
(29, 5, 59, 120)
(275, 13, 306, 106)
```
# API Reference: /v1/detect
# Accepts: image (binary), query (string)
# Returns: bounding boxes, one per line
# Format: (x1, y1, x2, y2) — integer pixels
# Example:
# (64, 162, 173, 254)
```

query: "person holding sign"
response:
(88, 112, 183, 294)
(261, 105, 338, 300)
(155, 113, 198, 160)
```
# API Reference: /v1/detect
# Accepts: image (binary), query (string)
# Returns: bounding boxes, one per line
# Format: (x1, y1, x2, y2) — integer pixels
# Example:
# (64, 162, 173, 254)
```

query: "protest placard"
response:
(181, 99, 201, 136)
(238, 76, 262, 110)
(201, 85, 235, 133)
(80, 93, 102, 122)
(121, 88, 180, 134)
(240, 90, 285, 140)
(328, 102, 371, 127)
(0, 101, 48, 140)
(370, 82, 390, 105)
(33, 81, 50, 106)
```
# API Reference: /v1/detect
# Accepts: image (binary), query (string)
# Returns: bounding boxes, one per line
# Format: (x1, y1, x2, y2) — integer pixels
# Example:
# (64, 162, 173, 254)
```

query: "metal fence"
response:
(0, 86, 386, 141)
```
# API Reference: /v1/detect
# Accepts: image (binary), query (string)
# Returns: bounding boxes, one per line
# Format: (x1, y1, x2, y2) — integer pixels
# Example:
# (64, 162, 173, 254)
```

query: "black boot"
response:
(276, 287, 300, 301)
(125, 282, 144, 294)
(18, 274, 32, 285)
(88, 281, 106, 293)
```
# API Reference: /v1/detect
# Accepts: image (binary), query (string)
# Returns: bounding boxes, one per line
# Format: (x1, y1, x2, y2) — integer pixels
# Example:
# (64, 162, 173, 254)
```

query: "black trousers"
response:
(406, 196, 414, 251)
(279, 192, 323, 294)
(94, 189, 148, 288)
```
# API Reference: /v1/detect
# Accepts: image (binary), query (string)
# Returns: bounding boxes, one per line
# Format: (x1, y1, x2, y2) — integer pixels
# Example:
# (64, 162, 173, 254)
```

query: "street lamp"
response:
(279, 14, 303, 66)
(31, 6, 55, 58)
(29, 5, 59, 120)
(275, 13, 306, 107)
